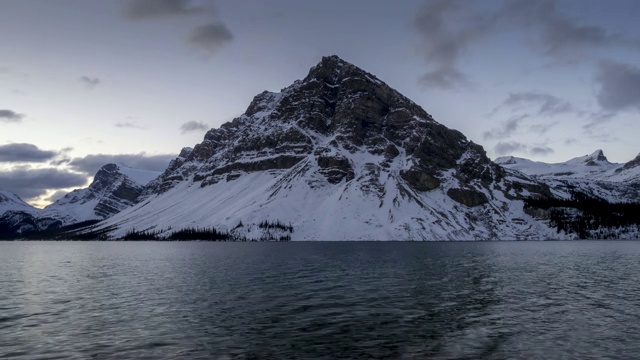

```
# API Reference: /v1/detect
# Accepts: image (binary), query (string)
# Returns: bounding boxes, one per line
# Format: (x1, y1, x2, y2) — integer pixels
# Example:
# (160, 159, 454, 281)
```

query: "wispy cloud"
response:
(494, 141, 554, 157)
(188, 22, 233, 54)
(125, 0, 205, 19)
(0, 109, 24, 123)
(483, 114, 528, 141)
(80, 76, 100, 89)
(115, 122, 145, 130)
(494, 92, 573, 117)
(494, 141, 528, 156)
(180, 121, 209, 134)
(530, 146, 554, 156)
(595, 60, 640, 113)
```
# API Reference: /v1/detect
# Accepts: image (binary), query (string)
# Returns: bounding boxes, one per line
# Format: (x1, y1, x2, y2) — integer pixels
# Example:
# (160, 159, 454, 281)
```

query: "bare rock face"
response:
(446, 188, 489, 207)
(400, 167, 441, 191)
(317, 155, 355, 184)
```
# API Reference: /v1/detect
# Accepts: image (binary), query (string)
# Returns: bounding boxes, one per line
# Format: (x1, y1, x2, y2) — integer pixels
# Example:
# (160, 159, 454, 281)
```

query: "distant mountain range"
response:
(0, 163, 160, 238)
(2, 56, 639, 240)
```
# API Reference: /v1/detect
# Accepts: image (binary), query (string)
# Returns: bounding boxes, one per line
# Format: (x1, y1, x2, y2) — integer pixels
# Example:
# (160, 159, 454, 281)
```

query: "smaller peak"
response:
(100, 163, 120, 172)
(583, 149, 609, 166)
(589, 149, 607, 161)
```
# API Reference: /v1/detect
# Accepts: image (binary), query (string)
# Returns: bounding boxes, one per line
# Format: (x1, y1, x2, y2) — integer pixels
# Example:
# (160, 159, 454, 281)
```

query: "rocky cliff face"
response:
(99, 55, 561, 240)
(43, 163, 161, 224)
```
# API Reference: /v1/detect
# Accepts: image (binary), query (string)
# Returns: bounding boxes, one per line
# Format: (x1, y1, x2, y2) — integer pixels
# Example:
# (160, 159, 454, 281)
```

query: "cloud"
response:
(126, 0, 205, 19)
(583, 111, 617, 129)
(499, 92, 573, 117)
(418, 68, 471, 90)
(180, 121, 209, 134)
(0, 167, 88, 200)
(483, 114, 528, 140)
(125, 1, 233, 55)
(413, 0, 491, 89)
(498, 0, 635, 60)
(68, 153, 175, 175)
(44, 190, 69, 204)
(530, 146, 554, 156)
(494, 141, 554, 157)
(80, 76, 100, 89)
(595, 61, 640, 112)
(412, 0, 640, 89)
(0, 143, 58, 163)
(0, 109, 24, 123)
(494, 141, 527, 156)
(115, 122, 145, 129)
(188, 22, 233, 54)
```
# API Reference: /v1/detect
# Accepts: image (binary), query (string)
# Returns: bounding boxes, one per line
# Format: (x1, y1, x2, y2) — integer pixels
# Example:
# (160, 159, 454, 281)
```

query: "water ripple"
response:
(2, 241, 640, 359)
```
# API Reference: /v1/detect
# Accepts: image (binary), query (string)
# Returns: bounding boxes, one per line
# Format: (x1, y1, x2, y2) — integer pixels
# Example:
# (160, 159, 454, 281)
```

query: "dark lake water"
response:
(1, 241, 640, 359)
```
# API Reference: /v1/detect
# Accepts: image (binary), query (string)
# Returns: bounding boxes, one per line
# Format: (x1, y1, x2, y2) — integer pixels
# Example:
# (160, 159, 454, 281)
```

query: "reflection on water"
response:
(1, 241, 640, 359)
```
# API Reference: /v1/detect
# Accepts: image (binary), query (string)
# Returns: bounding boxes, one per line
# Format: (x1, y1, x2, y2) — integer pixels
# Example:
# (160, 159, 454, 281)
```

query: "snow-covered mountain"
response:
(496, 150, 624, 180)
(495, 150, 640, 239)
(94, 55, 565, 240)
(43, 163, 161, 224)
(0, 189, 38, 214)
(0, 163, 160, 238)
(496, 150, 640, 203)
(0, 189, 60, 236)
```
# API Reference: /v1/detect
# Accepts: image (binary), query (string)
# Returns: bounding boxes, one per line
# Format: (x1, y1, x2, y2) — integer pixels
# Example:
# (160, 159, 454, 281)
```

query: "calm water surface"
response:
(1, 241, 640, 359)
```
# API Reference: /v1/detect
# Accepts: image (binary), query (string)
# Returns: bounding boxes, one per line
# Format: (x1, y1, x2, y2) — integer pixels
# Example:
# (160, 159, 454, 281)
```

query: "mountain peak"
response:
(303, 55, 382, 86)
(311, 55, 349, 72)
(580, 149, 609, 166)
(589, 149, 607, 161)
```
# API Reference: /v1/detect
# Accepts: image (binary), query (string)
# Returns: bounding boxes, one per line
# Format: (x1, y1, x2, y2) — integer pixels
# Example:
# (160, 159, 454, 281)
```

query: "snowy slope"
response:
(0, 189, 38, 215)
(101, 143, 559, 240)
(94, 56, 562, 240)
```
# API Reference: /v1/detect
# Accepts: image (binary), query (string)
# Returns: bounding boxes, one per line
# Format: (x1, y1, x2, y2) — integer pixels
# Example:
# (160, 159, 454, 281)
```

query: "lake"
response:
(1, 241, 639, 359)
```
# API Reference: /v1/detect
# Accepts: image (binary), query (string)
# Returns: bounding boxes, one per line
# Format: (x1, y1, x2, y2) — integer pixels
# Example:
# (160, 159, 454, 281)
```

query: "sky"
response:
(2, 0, 640, 207)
